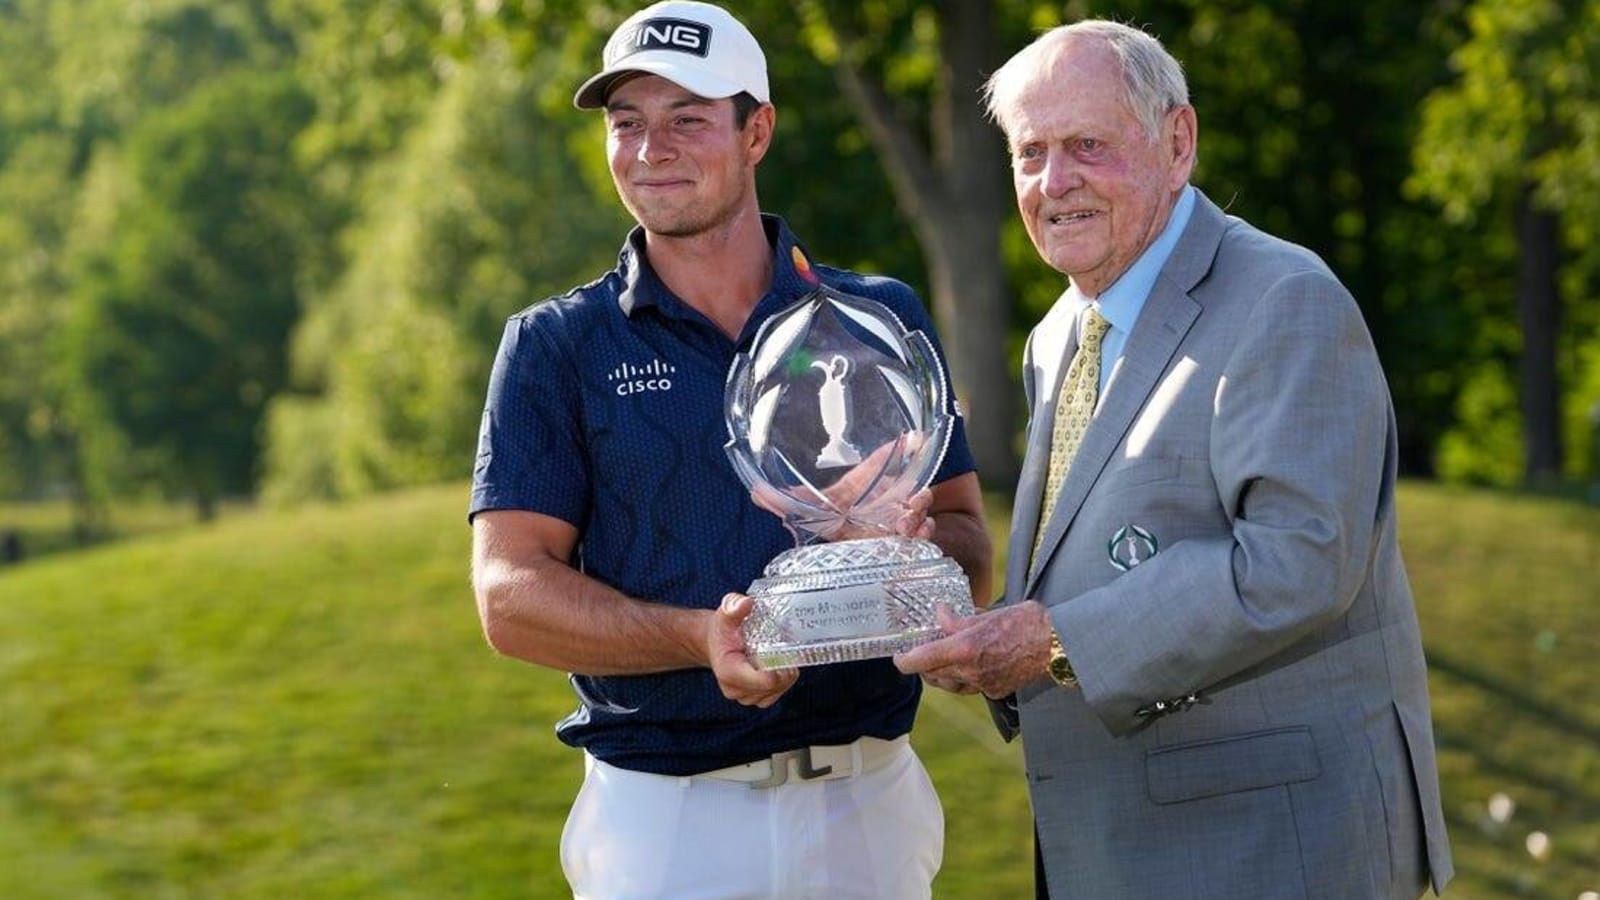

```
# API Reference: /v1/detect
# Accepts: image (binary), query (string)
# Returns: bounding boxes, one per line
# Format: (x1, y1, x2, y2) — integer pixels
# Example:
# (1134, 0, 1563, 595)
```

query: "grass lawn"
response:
(0, 498, 222, 563)
(0, 482, 1594, 898)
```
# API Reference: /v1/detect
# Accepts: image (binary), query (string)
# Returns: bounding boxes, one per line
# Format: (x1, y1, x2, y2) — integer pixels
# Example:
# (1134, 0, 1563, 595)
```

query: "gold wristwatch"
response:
(1047, 630, 1079, 688)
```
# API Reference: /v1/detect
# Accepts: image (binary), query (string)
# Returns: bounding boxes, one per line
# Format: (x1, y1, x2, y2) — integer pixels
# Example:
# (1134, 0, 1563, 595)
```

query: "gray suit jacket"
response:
(999, 190, 1453, 899)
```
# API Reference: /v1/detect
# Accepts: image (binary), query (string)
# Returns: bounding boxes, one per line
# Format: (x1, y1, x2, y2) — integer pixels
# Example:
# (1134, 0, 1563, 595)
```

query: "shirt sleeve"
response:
(468, 313, 590, 529)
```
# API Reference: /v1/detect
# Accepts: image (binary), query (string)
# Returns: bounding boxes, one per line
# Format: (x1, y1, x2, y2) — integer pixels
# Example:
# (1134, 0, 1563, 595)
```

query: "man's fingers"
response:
(889, 488, 935, 540)
(708, 592, 800, 707)
(724, 665, 798, 707)
(892, 508, 935, 540)
(893, 638, 952, 674)
(749, 486, 789, 518)
(905, 488, 932, 515)
(892, 646, 925, 674)
(934, 603, 977, 633)
(896, 607, 984, 675)
(922, 672, 980, 695)
(749, 668, 799, 706)
(719, 592, 755, 623)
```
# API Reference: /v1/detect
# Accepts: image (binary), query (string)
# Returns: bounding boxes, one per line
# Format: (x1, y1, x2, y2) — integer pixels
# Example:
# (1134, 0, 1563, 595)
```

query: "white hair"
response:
(984, 20, 1189, 143)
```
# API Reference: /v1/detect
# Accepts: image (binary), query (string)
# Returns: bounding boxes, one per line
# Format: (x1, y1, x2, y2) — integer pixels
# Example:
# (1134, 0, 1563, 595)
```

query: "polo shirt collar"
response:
(615, 215, 816, 318)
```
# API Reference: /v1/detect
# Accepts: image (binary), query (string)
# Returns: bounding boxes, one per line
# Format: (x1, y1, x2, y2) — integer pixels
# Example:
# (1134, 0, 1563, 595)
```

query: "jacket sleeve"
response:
(1056, 268, 1392, 736)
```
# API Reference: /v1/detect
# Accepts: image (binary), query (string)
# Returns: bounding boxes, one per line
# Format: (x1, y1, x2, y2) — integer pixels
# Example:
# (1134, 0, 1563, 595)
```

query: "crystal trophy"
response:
(724, 282, 975, 669)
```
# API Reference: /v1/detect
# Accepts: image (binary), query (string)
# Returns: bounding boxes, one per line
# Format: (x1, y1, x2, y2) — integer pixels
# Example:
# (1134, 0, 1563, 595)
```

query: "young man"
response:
(469, 3, 991, 896)
(897, 20, 1453, 900)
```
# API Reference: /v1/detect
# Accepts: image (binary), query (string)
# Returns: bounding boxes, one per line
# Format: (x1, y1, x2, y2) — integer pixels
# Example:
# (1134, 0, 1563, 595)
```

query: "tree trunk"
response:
(1515, 183, 1562, 484)
(195, 478, 218, 522)
(66, 433, 107, 545)
(826, 0, 1018, 486)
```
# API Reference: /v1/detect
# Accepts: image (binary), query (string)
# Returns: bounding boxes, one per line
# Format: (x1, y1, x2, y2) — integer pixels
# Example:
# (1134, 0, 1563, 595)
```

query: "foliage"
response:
(0, 134, 77, 498)
(0, 0, 298, 516)
(1, 0, 1598, 507)
(1051, 0, 1497, 476)
(1436, 365, 1526, 486)
(1411, 0, 1600, 483)
(61, 70, 319, 515)
(261, 51, 628, 502)
(0, 483, 1595, 898)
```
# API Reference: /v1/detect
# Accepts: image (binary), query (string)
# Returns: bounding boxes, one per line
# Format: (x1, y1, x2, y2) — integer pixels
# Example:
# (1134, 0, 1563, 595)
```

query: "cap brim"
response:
(573, 56, 748, 109)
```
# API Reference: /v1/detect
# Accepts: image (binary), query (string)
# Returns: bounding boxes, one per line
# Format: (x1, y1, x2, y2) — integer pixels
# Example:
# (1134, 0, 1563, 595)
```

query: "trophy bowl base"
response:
(742, 536, 974, 671)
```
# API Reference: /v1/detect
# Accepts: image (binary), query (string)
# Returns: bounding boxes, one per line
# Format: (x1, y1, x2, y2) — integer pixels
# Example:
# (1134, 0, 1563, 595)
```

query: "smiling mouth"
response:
(1048, 210, 1098, 225)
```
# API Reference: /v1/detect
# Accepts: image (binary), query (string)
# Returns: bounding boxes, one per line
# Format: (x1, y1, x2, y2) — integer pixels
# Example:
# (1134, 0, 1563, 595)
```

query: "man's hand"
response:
(892, 488, 935, 540)
(749, 437, 934, 543)
(894, 601, 1055, 698)
(835, 487, 934, 542)
(708, 593, 799, 707)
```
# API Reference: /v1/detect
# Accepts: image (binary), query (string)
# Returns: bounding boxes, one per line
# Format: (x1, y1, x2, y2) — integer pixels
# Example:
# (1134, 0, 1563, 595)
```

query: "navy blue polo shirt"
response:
(469, 215, 976, 775)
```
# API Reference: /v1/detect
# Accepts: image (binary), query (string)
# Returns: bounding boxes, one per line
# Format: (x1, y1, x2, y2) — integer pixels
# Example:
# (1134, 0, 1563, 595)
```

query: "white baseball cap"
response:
(573, 1, 770, 109)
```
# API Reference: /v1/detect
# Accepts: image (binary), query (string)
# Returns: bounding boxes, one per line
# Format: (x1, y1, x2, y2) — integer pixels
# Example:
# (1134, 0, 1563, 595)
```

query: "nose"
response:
(1041, 147, 1080, 199)
(637, 121, 678, 166)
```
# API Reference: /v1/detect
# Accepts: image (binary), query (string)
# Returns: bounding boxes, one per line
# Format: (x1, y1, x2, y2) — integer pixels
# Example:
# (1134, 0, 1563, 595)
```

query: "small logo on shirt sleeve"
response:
(608, 359, 677, 396)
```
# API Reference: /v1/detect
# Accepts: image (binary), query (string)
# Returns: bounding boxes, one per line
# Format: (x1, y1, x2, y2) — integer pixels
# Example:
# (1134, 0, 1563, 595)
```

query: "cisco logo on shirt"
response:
(608, 359, 677, 396)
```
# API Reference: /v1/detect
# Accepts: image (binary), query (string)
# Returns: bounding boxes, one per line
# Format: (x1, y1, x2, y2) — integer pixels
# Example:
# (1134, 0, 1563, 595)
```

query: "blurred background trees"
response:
(1, 0, 1597, 526)
(1409, 0, 1600, 486)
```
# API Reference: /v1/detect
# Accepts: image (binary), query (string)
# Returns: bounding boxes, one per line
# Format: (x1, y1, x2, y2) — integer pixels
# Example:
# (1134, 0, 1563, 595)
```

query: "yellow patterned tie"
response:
(1032, 306, 1112, 564)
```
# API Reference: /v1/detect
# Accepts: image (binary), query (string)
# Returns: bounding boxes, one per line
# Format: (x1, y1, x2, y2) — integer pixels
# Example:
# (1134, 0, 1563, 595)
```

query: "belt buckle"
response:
(748, 746, 834, 789)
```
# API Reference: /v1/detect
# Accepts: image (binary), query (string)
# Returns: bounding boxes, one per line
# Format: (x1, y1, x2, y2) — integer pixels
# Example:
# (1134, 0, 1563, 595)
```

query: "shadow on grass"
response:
(1441, 841, 1575, 900)
(1426, 647, 1600, 745)
(1426, 644, 1600, 897)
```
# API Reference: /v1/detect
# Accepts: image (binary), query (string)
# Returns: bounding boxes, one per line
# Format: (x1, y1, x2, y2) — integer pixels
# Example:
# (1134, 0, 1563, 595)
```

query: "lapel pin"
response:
(1108, 524, 1158, 572)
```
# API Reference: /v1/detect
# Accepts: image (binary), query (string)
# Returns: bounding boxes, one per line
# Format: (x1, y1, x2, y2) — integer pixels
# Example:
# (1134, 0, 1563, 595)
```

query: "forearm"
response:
(932, 507, 995, 606)
(925, 472, 994, 606)
(475, 555, 711, 676)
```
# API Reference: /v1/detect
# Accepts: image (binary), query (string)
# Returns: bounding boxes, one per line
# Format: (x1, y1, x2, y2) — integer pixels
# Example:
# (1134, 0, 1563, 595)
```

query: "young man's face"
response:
(604, 75, 771, 238)
(1003, 38, 1194, 296)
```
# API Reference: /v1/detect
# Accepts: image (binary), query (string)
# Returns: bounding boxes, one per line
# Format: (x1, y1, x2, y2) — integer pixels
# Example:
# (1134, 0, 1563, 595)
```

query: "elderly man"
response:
(897, 20, 1453, 900)
(469, 1, 990, 897)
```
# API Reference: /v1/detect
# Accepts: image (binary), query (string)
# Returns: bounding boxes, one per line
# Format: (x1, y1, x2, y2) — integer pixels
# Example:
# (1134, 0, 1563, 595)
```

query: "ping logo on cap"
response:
(619, 17, 711, 59)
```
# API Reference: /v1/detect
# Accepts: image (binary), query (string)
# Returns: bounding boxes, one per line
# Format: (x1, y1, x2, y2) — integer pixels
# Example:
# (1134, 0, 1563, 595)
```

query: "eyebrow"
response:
(605, 96, 719, 114)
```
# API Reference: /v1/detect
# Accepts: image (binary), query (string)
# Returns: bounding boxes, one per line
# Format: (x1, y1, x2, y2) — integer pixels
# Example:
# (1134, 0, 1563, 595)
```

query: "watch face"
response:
(1049, 651, 1076, 687)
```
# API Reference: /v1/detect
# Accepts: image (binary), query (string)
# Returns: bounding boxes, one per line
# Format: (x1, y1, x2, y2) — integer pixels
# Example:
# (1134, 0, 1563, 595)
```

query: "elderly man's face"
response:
(1003, 39, 1194, 296)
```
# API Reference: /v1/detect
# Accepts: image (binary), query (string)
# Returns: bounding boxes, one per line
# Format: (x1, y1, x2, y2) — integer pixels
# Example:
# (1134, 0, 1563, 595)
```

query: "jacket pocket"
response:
(1146, 726, 1321, 804)
(1104, 455, 1184, 488)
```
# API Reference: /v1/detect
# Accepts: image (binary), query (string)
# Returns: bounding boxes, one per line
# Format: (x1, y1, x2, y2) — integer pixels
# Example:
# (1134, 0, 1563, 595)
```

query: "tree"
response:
(0, 135, 81, 500)
(261, 51, 628, 502)
(63, 71, 318, 518)
(784, 0, 1016, 484)
(0, 0, 292, 527)
(1411, 0, 1600, 484)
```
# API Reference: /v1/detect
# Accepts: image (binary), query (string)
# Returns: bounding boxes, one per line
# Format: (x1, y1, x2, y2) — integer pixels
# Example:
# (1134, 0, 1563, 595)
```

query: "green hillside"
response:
(0, 483, 1594, 899)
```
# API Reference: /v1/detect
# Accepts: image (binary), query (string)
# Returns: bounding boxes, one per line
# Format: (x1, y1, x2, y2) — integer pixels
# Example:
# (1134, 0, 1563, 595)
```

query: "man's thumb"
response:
(719, 592, 754, 623)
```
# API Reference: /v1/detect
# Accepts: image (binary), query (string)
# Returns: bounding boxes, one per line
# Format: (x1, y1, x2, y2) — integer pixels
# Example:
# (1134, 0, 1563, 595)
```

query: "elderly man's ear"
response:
(1165, 105, 1198, 189)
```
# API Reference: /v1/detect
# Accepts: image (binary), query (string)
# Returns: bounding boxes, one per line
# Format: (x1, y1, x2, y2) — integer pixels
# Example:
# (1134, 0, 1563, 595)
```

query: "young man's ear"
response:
(744, 103, 776, 166)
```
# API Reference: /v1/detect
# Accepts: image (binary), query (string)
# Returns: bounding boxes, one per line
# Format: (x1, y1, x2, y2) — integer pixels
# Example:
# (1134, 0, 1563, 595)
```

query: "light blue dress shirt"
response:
(1076, 186, 1196, 394)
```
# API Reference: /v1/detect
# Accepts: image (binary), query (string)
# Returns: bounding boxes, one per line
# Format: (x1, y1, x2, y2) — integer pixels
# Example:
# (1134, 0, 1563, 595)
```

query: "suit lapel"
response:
(1024, 191, 1229, 596)
(1004, 325, 1079, 604)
